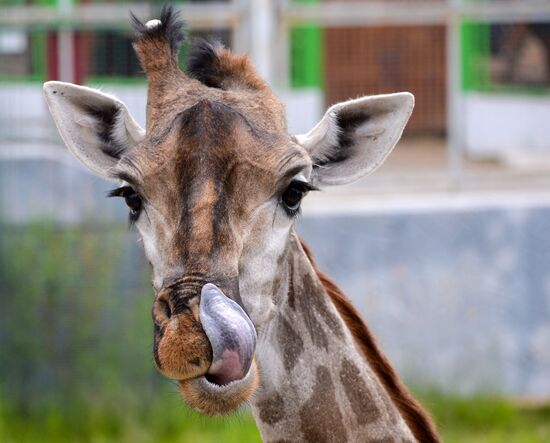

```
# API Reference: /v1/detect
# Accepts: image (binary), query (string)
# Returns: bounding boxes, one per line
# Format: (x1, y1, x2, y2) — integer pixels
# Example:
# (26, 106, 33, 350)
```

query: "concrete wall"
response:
(298, 205, 550, 397)
(2, 155, 550, 397)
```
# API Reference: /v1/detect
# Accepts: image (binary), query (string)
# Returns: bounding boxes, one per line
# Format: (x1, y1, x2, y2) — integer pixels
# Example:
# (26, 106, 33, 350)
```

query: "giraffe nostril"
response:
(161, 299, 172, 319)
(154, 297, 172, 322)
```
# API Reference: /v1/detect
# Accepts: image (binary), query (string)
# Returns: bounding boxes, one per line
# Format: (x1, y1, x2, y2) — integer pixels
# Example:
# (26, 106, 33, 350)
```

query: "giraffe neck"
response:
(249, 234, 418, 443)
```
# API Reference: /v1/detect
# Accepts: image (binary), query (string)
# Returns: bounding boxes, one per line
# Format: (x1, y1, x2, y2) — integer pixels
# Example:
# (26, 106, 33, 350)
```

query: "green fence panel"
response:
(461, 21, 491, 92)
(290, 0, 323, 89)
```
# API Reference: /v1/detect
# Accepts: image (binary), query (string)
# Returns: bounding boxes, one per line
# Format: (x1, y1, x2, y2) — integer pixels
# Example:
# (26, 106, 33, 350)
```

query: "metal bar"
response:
(249, 0, 275, 83)
(446, 0, 463, 190)
(0, 3, 240, 30)
(284, 1, 448, 26)
(57, 30, 74, 83)
(57, 0, 74, 83)
(282, 1, 550, 27)
(273, 0, 290, 89)
(4, 1, 550, 28)
(4, 2, 550, 28)
(232, 0, 249, 53)
(460, 0, 550, 24)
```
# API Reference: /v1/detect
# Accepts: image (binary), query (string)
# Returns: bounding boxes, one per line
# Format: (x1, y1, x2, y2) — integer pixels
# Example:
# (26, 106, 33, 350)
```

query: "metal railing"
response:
(2, 0, 550, 189)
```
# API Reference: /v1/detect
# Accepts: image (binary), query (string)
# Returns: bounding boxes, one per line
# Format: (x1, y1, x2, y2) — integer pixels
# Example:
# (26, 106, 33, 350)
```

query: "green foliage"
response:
(0, 221, 261, 442)
(0, 222, 153, 412)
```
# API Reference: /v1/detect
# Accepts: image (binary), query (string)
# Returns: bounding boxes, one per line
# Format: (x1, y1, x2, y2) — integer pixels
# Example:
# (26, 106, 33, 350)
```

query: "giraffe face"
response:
(109, 98, 313, 414)
(43, 5, 414, 417)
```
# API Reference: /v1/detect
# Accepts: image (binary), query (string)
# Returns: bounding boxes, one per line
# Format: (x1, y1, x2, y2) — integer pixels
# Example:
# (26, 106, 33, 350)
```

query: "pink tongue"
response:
(199, 283, 257, 385)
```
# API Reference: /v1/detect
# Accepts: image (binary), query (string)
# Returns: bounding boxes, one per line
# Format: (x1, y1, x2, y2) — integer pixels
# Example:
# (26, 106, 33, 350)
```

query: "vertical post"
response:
(57, 0, 75, 83)
(274, 0, 290, 89)
(248, 0, 275, 85)
(447, 0, 463, 189)
(233, 0, 249, 54)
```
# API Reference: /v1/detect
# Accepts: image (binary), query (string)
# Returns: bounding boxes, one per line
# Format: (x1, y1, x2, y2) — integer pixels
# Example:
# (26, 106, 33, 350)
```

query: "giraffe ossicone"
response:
(43, 4, 440, 442)
(145, 19, 162, 29)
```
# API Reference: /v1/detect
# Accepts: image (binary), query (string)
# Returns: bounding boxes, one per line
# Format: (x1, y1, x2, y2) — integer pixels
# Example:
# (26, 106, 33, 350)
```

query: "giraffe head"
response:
(43, 6, 414, 416)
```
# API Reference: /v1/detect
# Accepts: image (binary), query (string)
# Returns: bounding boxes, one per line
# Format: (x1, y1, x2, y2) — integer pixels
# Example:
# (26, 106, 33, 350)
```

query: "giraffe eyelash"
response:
(107, 185, 134, 198)
(280, 180, 318, 217)
(107, 186, 143, 225)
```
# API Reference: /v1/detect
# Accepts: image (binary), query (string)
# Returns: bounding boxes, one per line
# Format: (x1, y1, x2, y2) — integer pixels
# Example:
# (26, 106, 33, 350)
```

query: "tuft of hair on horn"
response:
(130, 4, 186, 75)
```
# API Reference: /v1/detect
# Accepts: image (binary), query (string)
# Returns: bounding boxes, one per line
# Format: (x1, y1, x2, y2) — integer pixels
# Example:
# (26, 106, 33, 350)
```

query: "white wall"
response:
(0, 83, 51, 141)
(0, 83, 323, 143)
(464, 93, 550, 163)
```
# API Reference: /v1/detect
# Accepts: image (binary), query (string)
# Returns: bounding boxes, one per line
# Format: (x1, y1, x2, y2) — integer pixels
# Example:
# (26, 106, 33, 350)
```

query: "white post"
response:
(233, 0, 249, 54)
(57, 0, 75, 83)
(447, 0, 463, 189)
(274, 0, 290, 89)
(248, 0, 275, 85)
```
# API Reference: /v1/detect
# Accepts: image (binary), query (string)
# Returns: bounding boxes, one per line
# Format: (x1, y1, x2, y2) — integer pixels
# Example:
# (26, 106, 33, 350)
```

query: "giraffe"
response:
(43, 6, 440, 442)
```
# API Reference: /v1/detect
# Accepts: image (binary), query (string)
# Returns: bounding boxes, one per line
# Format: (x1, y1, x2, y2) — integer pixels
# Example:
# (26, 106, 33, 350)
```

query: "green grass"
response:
(418, 391, 550, 443)
(0, 394, 262, 443)
(1, 391, 549, 442)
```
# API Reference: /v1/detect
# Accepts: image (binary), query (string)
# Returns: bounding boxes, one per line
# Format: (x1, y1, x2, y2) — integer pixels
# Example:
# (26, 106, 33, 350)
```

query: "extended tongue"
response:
(199, 283, 257, 385)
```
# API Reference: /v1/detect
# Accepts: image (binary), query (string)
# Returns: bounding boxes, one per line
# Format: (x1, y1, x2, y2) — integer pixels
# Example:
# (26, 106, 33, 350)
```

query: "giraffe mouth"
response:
(199, 283, 257, 386)
(177, 283, 259, 415)
(178, 358, 259, 416)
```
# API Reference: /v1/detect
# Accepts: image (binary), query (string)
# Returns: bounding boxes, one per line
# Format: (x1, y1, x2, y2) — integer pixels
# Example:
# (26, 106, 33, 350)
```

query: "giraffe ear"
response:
(43, 81, 145, 180)
(296, 93, 414, 186)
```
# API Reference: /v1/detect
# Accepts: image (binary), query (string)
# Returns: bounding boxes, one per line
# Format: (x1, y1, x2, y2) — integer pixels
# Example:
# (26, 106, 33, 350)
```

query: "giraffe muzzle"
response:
(199, 283, 257, 385)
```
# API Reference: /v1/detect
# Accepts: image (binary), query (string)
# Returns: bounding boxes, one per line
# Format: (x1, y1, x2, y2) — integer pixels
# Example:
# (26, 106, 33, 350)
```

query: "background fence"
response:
(3, 1, 550, 184)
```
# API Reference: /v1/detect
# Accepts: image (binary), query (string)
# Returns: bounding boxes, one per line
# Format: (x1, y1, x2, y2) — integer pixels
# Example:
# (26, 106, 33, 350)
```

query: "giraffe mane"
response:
(300, 239, 441, 443)
(186, 39, 268, 92)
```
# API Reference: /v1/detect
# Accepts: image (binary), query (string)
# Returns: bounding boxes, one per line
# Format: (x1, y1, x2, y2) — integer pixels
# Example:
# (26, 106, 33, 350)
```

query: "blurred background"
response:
(1, 0, 550, 442)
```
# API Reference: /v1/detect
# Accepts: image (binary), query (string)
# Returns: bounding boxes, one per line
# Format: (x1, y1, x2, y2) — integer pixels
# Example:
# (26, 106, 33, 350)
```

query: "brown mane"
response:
(300, 240, 441, 443)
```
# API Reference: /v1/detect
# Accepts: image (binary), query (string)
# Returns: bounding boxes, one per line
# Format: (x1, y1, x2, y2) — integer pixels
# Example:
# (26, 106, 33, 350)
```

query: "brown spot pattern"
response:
(271, 252, 290, 306)
(381, 389, 400, 425)
(292, 275, 328, 350)
(299, 366, 348, 443)
(315, 296, 345, 339)
(339, 358, 381, 425)
(257, 393, 285, 425)
(299, 271, 344, 344)
(287, 260, 296, 310)
(278, 317, 304, 372)
(304, 305, 329, 350)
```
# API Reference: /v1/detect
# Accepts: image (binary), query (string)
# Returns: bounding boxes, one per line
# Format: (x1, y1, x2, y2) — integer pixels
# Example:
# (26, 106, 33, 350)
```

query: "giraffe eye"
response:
(108, 186, 143, 223)
(124, 190, 142, 215)
(281, 180, 316, 216)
